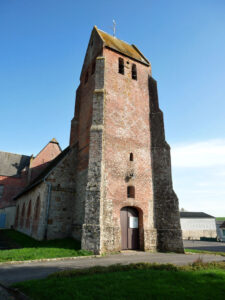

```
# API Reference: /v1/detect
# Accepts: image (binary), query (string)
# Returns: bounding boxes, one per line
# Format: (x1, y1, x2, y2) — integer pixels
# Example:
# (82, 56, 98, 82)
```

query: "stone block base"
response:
(144, 229, 157, 251)
(157, 229, 184, 253)
(81, 224, 101, 254)
(101, 226, 121, 253)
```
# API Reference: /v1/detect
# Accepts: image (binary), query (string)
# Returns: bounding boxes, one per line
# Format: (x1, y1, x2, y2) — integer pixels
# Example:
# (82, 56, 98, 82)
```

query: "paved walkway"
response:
(183, 240, 225, 252)
(0, 251, 224, 285)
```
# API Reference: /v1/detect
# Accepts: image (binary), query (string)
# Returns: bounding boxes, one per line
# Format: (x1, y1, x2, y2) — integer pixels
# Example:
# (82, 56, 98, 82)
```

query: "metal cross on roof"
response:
(113, 20, 116, 37)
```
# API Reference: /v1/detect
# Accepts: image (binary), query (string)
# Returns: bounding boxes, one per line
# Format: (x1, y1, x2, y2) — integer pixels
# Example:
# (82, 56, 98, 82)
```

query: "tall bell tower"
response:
(70, 26, 184, 254)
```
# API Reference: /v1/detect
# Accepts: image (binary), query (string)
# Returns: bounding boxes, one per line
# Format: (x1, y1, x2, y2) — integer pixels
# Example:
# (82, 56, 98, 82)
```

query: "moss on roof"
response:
(96, 27, 149, 65)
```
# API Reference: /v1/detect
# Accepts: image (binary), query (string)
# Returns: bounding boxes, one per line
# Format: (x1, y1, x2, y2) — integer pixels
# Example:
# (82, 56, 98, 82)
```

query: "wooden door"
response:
(120, 207, 139, 250)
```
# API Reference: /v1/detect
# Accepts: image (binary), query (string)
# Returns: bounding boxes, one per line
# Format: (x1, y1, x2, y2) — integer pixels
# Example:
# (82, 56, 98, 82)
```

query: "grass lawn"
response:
(13, 262, 225, 300)
(0, 229, 92, 262)
(216, 217, 225, 221)
(185, 248, 225, 256)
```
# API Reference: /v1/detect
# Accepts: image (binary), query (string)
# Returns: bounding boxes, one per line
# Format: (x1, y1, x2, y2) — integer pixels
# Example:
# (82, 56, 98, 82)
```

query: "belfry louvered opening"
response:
(118, 58, 124, 74)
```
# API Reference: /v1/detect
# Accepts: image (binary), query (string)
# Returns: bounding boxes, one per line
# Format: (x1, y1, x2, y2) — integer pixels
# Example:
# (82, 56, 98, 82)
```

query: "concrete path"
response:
(0, 251, 224, 285)
(183, 240, 225, 252)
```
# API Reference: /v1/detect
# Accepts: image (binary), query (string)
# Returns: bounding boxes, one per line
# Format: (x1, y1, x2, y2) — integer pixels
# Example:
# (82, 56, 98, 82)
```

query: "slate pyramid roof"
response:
(95, 26, 150, 65)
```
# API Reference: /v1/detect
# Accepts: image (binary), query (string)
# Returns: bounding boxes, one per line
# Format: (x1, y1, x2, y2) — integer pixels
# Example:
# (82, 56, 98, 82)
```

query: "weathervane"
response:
(113, 20, 116, 37)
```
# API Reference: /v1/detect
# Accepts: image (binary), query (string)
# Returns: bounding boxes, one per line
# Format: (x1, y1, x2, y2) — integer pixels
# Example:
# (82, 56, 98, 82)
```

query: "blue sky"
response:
(1, 0, 225, 216)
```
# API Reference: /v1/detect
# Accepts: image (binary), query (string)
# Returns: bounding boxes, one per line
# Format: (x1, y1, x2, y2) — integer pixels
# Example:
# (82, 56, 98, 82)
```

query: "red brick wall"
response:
(0, 174, 27, 209)
(103, 48, 153, 249)
(1, 141, 62, 209)
(71, 63, 96, 172)
(29, 142, 61, 181)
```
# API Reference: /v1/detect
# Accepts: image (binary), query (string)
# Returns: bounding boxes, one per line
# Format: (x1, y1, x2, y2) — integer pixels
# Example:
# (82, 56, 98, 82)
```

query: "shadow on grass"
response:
(13, 263, 225, 300)
(0, 229, 92, 262)
(1, 229, 81, 250)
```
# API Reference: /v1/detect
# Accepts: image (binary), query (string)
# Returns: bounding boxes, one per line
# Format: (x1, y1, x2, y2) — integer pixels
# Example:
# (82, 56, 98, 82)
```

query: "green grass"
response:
(216, 217, 225, 221)
(13, 262, 225, 300)
(0, 230, 92, 262)
(185, 248, 225, 256)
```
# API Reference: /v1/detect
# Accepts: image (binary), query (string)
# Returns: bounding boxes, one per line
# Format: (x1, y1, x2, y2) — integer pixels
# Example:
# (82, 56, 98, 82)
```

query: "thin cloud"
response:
(171, 139, 225, 216)
(171, 139, 225, 168)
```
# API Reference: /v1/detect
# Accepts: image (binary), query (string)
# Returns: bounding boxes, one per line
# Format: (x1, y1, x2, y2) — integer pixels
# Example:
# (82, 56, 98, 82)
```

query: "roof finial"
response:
(113, 20, 116, 37)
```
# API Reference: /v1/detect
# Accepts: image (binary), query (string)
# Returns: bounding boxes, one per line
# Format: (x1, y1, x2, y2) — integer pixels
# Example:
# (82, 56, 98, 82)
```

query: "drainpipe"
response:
(44, 177, 52, 239)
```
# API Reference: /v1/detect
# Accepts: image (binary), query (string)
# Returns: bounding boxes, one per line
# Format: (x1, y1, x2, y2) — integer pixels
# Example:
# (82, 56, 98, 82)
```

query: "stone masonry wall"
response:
(15, 146, 77, 241)
(81, 56, 105, 254)
(46, 147, 77, 240)
(149, 77, 184, 252)
(72, 168, 88, 240)
(15, 182, 48, 240)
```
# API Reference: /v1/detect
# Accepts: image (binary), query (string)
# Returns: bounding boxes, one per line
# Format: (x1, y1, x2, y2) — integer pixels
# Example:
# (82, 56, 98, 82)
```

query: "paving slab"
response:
(0, 251, 224, 285)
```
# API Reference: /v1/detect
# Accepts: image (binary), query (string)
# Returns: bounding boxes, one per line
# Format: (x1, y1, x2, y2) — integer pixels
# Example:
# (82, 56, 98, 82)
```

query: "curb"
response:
(0, 254, 102, 266)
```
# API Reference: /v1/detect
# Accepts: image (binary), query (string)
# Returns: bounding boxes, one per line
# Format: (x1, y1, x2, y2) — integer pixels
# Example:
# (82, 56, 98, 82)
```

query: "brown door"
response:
(120, 207, 139, 250)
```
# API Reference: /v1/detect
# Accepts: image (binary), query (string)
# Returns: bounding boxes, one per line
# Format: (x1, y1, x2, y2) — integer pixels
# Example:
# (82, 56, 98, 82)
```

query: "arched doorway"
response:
(120, 207, 139, 250)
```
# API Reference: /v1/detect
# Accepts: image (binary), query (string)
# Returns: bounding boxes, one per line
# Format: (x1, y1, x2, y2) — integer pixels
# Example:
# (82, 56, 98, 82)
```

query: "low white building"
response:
(180, 212, 217, 240)
(216, 221, 225, 242)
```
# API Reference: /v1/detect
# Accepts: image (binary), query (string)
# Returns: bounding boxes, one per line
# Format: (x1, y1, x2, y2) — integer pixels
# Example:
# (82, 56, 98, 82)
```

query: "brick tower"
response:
(70, 26, 184, 254)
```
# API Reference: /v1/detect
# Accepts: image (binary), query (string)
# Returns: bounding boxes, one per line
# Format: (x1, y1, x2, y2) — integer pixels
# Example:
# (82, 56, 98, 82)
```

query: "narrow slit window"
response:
(85, 72, 88, 84)
(127, 186, 135, 198)
(118, 58, 124, 74)
(130, 153, 133, 161)
(132, 64, 137, 80)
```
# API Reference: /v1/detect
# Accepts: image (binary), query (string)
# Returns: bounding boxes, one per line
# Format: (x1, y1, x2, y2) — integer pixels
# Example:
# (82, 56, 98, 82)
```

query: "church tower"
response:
(70, 26, 184, 254)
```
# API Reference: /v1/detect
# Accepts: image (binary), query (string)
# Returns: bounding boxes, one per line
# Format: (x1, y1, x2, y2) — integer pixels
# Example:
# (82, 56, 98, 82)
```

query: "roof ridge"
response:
(0, 150, 30, 157)
(33, 138, 62, 159)
(97, 28, 132, 47)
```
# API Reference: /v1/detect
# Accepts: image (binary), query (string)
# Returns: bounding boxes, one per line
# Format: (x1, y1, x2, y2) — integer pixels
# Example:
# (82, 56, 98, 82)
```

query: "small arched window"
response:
(118, 58, 124, 74)
(130, 153, 133, 161)
(127, 186, 135, 198)
(132, 64, 137, 80)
